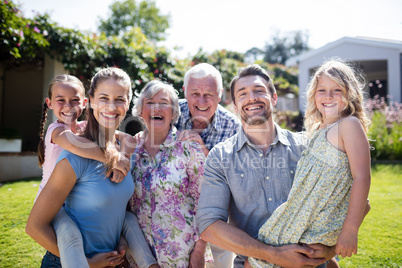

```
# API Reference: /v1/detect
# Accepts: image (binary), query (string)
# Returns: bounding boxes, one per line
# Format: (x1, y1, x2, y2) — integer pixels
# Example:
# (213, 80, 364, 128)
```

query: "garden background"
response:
(1, 0, 401, 267)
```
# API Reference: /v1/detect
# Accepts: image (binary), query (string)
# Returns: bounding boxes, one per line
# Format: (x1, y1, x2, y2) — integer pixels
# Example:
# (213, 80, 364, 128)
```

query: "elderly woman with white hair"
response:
(127, 80, 212, 268)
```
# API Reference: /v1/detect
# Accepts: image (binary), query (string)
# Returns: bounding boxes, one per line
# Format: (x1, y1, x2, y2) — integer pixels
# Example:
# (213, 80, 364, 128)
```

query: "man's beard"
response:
(241, 108, 271, 125)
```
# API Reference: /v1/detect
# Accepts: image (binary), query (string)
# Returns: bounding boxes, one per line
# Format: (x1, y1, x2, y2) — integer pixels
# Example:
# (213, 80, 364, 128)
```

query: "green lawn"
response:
(338, 163, 402, 267)
(0, 178, 44, 267)
(0, 164, 401, 267)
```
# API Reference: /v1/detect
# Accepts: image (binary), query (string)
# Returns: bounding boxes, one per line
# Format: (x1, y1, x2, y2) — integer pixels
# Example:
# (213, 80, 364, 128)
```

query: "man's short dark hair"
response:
(230, 64, 276, 102)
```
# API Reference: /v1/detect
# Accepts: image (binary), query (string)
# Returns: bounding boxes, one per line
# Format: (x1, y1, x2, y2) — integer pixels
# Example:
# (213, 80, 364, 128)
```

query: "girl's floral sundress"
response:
(250, 121, 353, 268)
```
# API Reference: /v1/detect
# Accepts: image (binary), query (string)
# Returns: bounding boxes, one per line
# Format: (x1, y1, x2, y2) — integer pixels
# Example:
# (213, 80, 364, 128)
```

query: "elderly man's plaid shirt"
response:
(174, 99, 241, 150)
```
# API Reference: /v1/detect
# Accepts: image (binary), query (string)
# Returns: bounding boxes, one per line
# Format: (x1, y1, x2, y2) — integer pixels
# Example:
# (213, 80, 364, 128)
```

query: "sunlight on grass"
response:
(0, 178, 43, 267)
(0, 164, 401, 267)
(338, 164, 402, 267)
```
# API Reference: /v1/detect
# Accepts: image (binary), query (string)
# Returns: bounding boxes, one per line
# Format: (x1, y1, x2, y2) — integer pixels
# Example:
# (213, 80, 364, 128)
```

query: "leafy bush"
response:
(365, 96, 402, 161)
(273, 110, 303, 132)
(0, 0, 49, 64)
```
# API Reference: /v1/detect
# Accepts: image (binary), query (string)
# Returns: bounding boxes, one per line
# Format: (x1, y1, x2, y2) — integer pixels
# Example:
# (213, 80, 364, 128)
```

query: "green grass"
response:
(0, 178, 44, 267)
(338, 164, 402, 267)
(0, 164, 401, 267)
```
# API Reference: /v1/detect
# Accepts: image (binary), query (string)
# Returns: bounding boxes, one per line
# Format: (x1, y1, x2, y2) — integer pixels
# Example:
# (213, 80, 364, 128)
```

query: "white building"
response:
(287, 37, 402, 113)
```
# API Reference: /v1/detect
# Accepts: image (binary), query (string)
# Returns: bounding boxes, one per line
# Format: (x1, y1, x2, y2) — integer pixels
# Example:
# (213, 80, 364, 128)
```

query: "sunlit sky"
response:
(17, 0, 402, 59)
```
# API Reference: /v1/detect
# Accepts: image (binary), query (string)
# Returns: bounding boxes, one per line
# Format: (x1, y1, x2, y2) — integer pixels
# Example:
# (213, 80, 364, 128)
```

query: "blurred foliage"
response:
(258, 61, 299, 96)
(1, 0, 300, 110)
(365, 96, 402, 161)
(170, 48, 247, 100)
(263, 29, 310, 65)
(274, 110, 304, 132)
(0, 0, 49, 66)
(186, 49, 299, 99)
(1, 0, 180, 96)
(98, 0, 170, 42)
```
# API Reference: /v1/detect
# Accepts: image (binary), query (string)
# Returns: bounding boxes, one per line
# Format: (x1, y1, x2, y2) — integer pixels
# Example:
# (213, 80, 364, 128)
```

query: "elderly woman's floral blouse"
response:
(128, 127, 211, 267)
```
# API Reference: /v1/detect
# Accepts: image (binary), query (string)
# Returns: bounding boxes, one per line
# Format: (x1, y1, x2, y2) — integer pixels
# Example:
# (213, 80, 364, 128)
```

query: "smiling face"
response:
(46, 83, 86, 126)
(90, 78, 130, 130)
(185, 76, 221, 125)
(140, 89, 173, 134)
(233, 75, 277, 125)
(314, 75, 347, 124)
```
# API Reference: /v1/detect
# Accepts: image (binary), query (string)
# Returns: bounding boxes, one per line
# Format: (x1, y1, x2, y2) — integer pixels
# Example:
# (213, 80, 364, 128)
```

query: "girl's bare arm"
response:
(336, 117, 371, 257)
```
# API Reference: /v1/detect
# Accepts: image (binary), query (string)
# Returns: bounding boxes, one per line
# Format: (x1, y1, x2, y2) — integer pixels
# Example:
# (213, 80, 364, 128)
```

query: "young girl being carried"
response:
(30, 72, 157, 268)
(248, 59, 371, 268)
(36, 75, 130, 200)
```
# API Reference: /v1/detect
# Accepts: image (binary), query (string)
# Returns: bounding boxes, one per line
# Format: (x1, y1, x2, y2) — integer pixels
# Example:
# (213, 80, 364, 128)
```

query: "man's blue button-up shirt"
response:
(197, 124, 307, 243)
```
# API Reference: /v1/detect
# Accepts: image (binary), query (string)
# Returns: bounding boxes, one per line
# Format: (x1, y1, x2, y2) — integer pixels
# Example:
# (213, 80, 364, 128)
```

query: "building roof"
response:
(286, 36, 402, 66)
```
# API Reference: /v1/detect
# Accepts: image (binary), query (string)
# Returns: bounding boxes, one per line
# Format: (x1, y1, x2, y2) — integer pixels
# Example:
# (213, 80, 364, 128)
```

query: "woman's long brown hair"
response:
(82, 67, 132, 174)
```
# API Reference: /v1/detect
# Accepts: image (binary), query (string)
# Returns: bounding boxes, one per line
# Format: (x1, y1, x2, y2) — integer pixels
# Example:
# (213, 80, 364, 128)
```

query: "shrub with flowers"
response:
(365, 95, 402, 161)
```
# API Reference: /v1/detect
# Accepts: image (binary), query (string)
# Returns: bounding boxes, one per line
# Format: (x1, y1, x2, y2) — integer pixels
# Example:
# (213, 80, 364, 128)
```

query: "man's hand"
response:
(189, 247, 205, 268)
(189, 239, 207, 268)
(270, 244, 326, 268)
(304, 243, 336, 260)
(178, 130, 209, 156)
(179, 130, 204, 145)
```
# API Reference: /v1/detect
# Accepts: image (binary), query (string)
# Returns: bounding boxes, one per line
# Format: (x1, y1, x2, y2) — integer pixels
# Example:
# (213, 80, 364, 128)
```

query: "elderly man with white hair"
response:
(176, 63, 240, 156)
(175, 63, 241, 268)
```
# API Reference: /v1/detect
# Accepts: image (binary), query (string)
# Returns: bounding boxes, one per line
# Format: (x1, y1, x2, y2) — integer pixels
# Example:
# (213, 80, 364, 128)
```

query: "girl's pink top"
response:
(35, 120, 86, 202)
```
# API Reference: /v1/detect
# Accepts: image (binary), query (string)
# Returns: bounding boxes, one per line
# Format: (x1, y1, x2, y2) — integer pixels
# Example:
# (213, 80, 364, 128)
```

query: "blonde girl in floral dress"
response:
(248, 59, 371, 268)
(128, 80, 212, 268)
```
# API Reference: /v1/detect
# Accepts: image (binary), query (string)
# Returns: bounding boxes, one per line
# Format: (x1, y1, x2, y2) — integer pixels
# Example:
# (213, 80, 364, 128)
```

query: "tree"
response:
(245, 47, 264, 63)
(263, 30, 310, 65)
(98, 0, 170, 42)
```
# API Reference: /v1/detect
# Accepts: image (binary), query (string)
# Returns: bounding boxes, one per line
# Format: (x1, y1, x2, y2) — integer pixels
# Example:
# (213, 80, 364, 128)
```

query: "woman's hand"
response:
(87, 251, 124, 268)
(88, 230, 128, 268)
